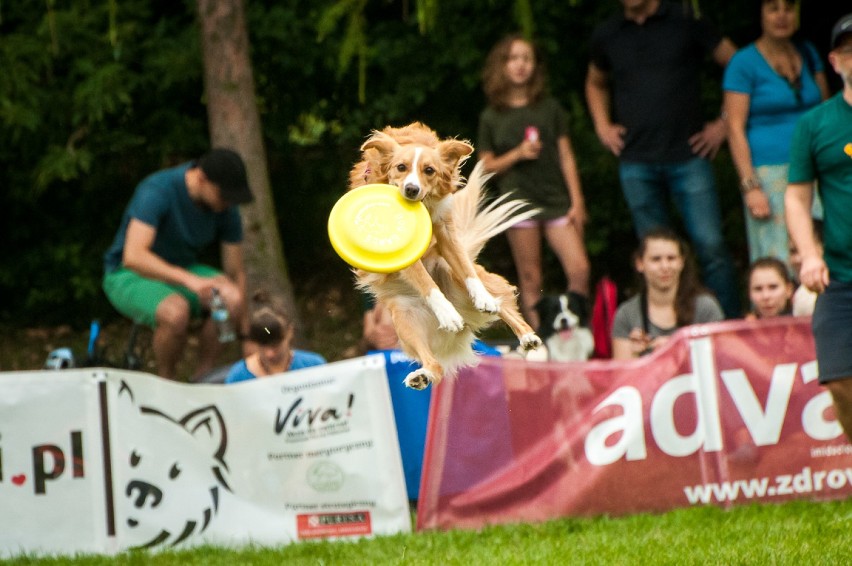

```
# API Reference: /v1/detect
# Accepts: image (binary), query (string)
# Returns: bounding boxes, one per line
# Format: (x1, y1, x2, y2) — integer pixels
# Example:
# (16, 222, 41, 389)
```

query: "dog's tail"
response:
(453, 161, 540, 258)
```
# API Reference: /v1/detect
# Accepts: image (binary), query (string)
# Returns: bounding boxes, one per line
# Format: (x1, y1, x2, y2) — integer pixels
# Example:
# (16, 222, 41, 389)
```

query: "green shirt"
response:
(788, 94, 852, 283)
(478, 96, 572, 220)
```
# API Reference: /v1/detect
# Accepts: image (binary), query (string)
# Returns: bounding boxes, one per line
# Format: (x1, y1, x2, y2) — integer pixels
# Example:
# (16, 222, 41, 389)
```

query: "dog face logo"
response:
(117, 381, 230, 550)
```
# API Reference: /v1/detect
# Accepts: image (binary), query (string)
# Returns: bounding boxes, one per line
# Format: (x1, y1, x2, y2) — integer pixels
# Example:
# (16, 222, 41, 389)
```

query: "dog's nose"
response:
(126, 480, 163, 508)
(403, 183, 421, 201)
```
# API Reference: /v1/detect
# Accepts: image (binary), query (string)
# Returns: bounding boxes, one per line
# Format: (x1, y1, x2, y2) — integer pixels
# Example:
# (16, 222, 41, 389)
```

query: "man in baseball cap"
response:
(831, 13, 852, 50)
(785, 13, 852, 442)
(102, 147, 253, 380)
(197, 148, 253, 205)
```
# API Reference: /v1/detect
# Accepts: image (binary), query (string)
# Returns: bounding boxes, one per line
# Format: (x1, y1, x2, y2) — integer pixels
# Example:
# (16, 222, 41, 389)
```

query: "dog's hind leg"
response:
(389, 306, 446, 390)
(481, 270, 542, 351)
(434, 221, 501, 314)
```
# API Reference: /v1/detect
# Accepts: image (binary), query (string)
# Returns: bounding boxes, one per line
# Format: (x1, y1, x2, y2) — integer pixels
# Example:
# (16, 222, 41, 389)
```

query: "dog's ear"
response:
(438, 139, 474, 167)
(361, 132, 399, 157)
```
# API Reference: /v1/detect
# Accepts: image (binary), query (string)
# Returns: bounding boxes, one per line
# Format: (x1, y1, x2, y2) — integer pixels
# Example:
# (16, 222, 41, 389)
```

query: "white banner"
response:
(0, 356, 410, 557)
(0, 371, 107, 556)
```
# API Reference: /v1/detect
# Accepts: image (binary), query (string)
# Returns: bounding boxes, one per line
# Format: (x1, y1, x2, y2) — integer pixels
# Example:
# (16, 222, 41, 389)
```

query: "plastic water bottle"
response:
(210, 287, 236, 343)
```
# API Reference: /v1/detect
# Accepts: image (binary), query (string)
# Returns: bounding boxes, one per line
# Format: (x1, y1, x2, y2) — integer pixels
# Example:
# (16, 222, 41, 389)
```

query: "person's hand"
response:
(188, 274, 233, 306)
(566, 204, 587, 240)
(595, 122, 626, 156)
(689, 119, 726, 159)
(184, 274, 213, 299)
(799, 256, 829, 294)
(627, 328, 653, 357)
(744, 189, 771, 219)
(516, 139, 542, 161)
(567, 202, 587, 228)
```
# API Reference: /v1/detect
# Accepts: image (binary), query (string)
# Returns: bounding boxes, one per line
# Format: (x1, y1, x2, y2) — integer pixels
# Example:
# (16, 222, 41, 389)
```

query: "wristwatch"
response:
(740, 177, 760, 193)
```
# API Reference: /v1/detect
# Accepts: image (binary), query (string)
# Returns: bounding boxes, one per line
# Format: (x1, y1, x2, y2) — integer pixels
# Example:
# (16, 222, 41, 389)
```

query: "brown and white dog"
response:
(350, 122, 542, 390)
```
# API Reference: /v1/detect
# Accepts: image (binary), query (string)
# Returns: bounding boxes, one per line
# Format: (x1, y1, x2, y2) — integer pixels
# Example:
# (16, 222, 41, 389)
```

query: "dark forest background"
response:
(0, 1, 846, 330)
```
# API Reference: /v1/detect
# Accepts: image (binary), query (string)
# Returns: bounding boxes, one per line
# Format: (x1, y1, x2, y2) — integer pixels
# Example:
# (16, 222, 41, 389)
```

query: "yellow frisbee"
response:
(328, 184, 432, 273)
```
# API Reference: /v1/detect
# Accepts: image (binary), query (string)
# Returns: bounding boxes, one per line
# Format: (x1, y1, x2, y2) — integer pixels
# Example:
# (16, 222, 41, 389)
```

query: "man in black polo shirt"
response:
(585, 0, 740, 318)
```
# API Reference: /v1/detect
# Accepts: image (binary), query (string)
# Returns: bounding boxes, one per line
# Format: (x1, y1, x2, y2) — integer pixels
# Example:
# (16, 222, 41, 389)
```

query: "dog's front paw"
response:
(519, 332, 543, 351)
(427, 289, 464, 332)
(404, 369, 434, 390)
(524, 344, 549, 362)
(466, 278, 501, 313)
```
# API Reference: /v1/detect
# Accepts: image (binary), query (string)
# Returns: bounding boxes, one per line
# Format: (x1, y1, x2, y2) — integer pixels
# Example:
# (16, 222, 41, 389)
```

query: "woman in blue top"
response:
(723, 0, 829, 264)
(225, 293, 325, 384)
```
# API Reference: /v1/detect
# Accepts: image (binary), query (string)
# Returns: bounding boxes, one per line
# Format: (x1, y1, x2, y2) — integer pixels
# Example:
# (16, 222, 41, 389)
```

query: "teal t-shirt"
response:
(103, 163, 243, 273)
(788, 94, 852, 283)
(477, 96, 572, 220)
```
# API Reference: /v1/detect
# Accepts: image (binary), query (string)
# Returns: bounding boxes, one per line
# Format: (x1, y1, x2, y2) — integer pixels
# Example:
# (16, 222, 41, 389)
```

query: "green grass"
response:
(7, 499, 851, 565)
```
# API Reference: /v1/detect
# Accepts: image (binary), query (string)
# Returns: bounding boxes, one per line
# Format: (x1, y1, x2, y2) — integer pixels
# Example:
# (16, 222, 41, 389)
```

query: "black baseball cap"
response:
(197, 148, 253, 205)
(831, 13, 852, 49)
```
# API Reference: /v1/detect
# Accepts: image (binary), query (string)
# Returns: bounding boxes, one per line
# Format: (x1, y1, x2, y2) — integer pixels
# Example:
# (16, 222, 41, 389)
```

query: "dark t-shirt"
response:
(103, 163, 243, 273)
(589, 2, 722, 162)
(478, 96, 572, 220)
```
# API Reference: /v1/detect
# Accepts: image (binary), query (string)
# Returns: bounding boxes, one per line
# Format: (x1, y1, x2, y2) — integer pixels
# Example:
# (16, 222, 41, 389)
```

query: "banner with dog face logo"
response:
(106, 356, 409, 551)
(0, 356, 410, 558)
(0, 370, 109, 556)
(418, 318, 852, 531)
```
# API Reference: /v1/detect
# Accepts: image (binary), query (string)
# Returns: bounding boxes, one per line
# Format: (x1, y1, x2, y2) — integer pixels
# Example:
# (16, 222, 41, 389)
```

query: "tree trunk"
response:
(195, 0, 302, 335)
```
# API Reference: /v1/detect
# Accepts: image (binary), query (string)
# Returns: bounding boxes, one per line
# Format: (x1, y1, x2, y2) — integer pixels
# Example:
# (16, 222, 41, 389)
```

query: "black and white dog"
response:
(534, 292, 594, 362)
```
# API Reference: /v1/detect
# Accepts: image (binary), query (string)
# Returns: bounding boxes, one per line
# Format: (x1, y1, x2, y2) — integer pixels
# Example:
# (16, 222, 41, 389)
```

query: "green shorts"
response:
(102, 265, 222, 327)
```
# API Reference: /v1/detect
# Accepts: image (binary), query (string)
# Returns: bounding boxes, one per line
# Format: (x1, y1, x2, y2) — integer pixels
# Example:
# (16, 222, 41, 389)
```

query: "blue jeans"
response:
(619, 158, 740, 318)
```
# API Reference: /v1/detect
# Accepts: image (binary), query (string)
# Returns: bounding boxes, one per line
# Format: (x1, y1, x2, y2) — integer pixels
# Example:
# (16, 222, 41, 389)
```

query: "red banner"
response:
(417, 318, 852, 531)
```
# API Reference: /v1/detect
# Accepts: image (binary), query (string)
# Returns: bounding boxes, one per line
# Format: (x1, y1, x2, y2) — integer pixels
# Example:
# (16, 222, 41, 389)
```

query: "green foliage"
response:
(0, 0, 206, 324)
(317, 0, 539, 103)
(513, 0, 534, 38)
(4, 499, 852, 563)
(416, 0, 439, 34)
(317, 0, 367, 78)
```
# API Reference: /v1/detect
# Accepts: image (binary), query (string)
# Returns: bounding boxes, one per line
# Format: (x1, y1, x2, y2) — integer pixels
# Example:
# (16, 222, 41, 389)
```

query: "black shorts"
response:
(813, 280, 852, 384)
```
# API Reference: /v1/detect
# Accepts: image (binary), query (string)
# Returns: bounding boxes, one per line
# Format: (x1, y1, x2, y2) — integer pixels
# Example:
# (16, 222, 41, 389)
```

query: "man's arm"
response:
(712, 37, 737, 67)
(123, 218, 209, 295)
(688, 37, 738, 159)
(220, 241, 247, 303)
(785, 182, 829, 293)
(585, 63, 626, 156)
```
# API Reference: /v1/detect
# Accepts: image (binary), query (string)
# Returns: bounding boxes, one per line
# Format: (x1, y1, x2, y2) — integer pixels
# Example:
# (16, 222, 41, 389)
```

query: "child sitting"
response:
(225, 292, 325, 383)
(745, 257, 794, 319)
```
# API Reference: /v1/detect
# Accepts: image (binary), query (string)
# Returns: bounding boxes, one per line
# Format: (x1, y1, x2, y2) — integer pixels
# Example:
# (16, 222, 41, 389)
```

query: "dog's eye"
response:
(423, 166, 436, 176)
(169, 463, 181, 479)
(395, 163, 407, 172)
(130, 451, 140, 467)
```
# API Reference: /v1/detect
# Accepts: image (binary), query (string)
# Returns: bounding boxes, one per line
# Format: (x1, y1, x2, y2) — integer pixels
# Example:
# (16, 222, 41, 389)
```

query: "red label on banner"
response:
(296, 511, 372, 539)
